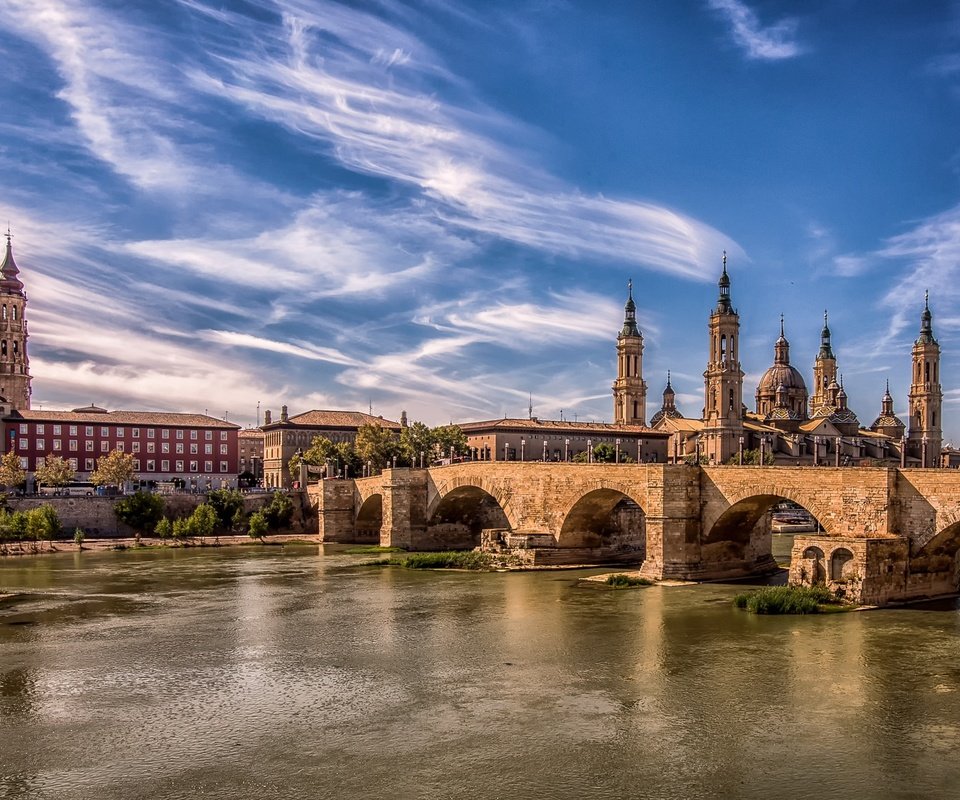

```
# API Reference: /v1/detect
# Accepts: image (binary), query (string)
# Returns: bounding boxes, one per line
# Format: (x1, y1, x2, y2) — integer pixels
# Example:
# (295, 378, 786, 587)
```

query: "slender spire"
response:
(664, 370, 674, 397)
(818, 309, 834, 359)
(716, 251, 732, 313)
(917, 290, 935, 344)
(0, 227, 24, 295)
(882, 378, 894, 415)
(620, 278, 640, 337)
(774, 316, 790, 364)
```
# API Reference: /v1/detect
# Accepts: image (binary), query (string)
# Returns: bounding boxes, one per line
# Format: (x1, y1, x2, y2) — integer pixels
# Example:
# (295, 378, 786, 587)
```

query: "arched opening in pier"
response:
(800, 546, 826, 585)
(703, 494, 825, 575)
(427, 486, 510, 550)
(355, 494, 383, 542)
(908, 523, 960, 595)
(558, 488, 646, 560)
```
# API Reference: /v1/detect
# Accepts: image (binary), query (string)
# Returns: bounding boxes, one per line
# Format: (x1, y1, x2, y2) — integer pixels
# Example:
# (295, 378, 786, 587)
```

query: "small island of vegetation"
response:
(733, 585, 851, 615)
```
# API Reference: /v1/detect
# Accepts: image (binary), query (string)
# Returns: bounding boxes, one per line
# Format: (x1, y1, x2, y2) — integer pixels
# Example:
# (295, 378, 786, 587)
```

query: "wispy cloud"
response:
(706, 0, 803, 61)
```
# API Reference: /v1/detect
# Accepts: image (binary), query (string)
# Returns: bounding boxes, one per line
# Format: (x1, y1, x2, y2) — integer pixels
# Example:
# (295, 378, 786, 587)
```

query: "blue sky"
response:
(1, 0, 959, 438)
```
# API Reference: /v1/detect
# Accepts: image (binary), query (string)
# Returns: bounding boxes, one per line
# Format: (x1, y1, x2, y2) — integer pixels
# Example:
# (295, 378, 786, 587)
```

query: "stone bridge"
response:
(309, 463, 960, 605)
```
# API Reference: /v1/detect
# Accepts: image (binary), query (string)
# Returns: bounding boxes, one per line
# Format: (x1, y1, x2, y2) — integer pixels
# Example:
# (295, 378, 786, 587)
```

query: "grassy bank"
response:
(733, 585, 849, 614)
(362, 550, 496, 570)
(605, 574, 653, 589)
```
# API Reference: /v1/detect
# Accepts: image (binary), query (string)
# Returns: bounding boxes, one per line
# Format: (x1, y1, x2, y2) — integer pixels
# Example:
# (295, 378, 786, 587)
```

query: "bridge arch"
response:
(355, 493, 383, 542)
(557, 487, 646, 557)
(907, 521, 960, 596)
(703, 493, 827, 574)
(426, 484, 512, 549)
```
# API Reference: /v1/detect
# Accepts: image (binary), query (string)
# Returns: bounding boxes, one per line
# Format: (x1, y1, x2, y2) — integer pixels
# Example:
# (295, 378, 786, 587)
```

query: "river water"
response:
(2, 542, 960, 800)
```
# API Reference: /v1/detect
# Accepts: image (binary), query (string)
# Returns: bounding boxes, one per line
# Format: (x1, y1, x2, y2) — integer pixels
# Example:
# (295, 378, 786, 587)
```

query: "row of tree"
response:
(290, 422, 469, 477)
(0, 449, 137, 490)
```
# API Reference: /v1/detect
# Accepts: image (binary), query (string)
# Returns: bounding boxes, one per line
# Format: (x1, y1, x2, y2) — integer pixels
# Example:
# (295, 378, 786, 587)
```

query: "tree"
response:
(248, 510, 268, 541)
(206, 488, 244, 530)
(399, 421, 434, 466)
(27, 505, 61, 544)
(431, 424, 469, 460)
(114, 491, 165, 533)
(155, 517, 172, 542)
(592, 443, 618, 463)
(355, 424, 403, 471)
(0, 450, 25, 491)
(262, 491, 294, 530)
(35, 454, 75, 490)
(189, 504, 218, 540)
(92, 449, 137, 488)
(172, 517, 190, 542)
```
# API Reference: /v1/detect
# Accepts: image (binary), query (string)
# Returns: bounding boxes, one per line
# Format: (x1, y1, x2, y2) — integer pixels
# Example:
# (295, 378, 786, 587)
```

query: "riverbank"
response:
(0, 533, 321, 557)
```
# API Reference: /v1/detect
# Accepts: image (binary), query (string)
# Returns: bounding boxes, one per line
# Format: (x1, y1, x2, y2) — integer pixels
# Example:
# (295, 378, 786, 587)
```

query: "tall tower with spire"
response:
(702, 252, 744, 463)
(810, 310, 837, 415)
(908, 292, 942, 467)
(613, 279, 647, 425)
(0, 232, 30, 411)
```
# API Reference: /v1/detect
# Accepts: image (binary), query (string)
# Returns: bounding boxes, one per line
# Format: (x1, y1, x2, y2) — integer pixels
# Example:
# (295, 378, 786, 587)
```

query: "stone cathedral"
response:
(612, 256, 942, 467)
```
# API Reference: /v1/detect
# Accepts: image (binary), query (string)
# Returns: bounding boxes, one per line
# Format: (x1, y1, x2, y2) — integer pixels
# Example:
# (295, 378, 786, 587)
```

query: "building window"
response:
(133, 428, 140, 438)
(18, 424, 26, 434)
(116, 442, 124, 452)
(53, 440, 61, 450)
(221, 431, 228, 441)
(190, 430, 198, 440)
(176, 460, 184, 472)
(70, 426, 77, 436)
(18, 438, 26, 449)
(220, 460, 228, 472)
(101, 441, 109, 452)
(85, 426, 93, 436)
(176, 443, 183, 454)
(132, 442, 140, 453)
(190, 460, 198, 472)
(161, 459, 169, 472)
(220, 444, 228, 455)
(36, 424, 44, 434)
(53, 425, 61, 435)
(190, 443, 198, 454)
(147, 442, 155, 453)
(162, 429, 170, 439)
(101, 427, 109, 437)
(147, 429, 155, 439)
(134, 459, 141, 470)
(161, 442, 170, 454)
(70, 440, 78, 451)
(116, 427, 124, 437)
(205, 430, 213, 440)
(85, 458, 94, 471)
(35, 439, 44, 451)
(69, 458, 78, 471)
(204, 460, 213, 472)
(204, 444, 212, 455)
(176, 430, 184, 440)
(147, 460, 155, 472)
(19, 457, 28, 469)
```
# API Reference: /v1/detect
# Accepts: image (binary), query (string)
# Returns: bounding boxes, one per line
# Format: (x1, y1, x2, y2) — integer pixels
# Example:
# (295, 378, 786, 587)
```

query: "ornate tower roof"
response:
(716, 251, 732, 314)
(916, 290, 937, 345)
(650, 371, 683, 425)
(818, 310, 834, 359)
(773, 315, 791, 365)
(871, 378, 904, 433)
(0, 232, 24, 295)
(619, 279, 640, 338)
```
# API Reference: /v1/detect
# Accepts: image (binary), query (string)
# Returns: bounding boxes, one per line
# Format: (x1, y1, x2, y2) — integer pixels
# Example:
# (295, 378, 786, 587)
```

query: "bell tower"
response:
(0, 232, 31, 411)
(810, 310, 837, 415)
(613, 279, 647, 425)
(702, 252, 744, 463)
(908, 292, 942, 467)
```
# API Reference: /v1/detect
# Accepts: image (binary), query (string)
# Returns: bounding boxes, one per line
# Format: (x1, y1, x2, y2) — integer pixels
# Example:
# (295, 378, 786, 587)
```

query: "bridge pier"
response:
(379, 468, 427, 549)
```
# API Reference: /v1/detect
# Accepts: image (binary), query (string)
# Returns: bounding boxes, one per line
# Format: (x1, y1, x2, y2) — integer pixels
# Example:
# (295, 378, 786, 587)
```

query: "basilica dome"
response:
(756, 362, 807, 396)
(755, 320, 809, 424)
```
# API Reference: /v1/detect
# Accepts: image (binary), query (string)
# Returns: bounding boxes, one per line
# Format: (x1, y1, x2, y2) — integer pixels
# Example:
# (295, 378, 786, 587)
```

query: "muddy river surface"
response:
(2, 540, 960, 799)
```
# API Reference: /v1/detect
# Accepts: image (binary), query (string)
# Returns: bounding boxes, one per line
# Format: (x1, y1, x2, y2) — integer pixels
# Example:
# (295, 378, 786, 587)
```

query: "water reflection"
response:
(0, 546, 959, 799)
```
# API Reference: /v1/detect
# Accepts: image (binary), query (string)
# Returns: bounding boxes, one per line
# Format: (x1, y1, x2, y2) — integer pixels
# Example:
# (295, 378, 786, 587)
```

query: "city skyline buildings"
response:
(0, 2, 958, 439)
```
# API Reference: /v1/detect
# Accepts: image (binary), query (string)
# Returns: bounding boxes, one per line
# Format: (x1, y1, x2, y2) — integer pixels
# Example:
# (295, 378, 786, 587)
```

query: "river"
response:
(2, 541, 960, 800)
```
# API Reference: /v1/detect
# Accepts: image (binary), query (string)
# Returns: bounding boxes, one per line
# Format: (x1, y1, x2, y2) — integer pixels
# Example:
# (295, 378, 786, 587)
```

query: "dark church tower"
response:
(908, 292, 942, 467)
(0, 233, 31, 411)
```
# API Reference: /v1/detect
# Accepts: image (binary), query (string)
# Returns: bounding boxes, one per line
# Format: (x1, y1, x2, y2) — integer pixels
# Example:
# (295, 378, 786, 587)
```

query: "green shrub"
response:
(733, 585, 840, 614)
(27, 505, 61, 542)
(114, 491, 165, 533)
(344, 545, 403, 554)
(155, 517, 172, 541)
(604, 574, 653, 588)
(207, 489, 244, 530)
(189, 504, 218, 539)
(262, 491, 294, 531)
(248, 510, 268, 541)
(172, 517, 191, 541)
(398, 551, 492, 570)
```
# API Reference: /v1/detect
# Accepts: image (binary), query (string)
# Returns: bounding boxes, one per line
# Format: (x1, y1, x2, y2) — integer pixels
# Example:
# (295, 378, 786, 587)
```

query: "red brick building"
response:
(2, 405, 240, 487)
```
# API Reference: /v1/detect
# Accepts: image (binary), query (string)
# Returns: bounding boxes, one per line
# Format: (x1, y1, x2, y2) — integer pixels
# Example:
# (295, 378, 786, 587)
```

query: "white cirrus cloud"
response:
(706, 0, 803, 61)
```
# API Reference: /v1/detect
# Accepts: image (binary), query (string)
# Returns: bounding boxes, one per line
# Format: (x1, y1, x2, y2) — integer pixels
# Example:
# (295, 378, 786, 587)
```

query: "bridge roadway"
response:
(309, 462, 960, 606)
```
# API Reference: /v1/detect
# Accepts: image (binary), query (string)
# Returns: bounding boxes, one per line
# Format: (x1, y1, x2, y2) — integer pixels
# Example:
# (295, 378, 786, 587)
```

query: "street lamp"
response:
(615, 438, 621, 464)
(543, 440, 548, 461)
(835, 437, 841, 467)
(638, 438, 643, 463)
(695, 434, 702, 464)
(758, 436, 764, 466)
(587, 439, 593, 463)
(813, 435, 819, 467)
(520, 439, 526, 461)
(564, 438, 570, 461)
(503, 441, 510, 461)
(901, 434, 907, 469)
(923, 434, 929, 469)
(420, 451, 425, 469)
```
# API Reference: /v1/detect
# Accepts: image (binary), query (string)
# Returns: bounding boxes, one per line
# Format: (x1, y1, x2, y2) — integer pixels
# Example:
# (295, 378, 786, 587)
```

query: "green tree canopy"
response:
(114, 491, 165, 533)
(35, 454, 75, 488)
(92, 450, 137, 487)
(355, 424, 403, 471)
(0, 450, 25, 489)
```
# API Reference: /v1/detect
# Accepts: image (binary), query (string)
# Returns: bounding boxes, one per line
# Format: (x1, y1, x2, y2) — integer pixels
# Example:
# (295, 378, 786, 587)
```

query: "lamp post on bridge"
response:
(542, 440, 548, 462)
(695, 434, 702, 465)
(835, 437, 841, 467)
(901, 434, 907, 469)
(813, 436, 819, 467)
(638, 438, 643, 464)
(922, 434, 929, 469)
(615, 438, 621, 464)
(503, 441, 510, 462)
(738, 435, 744, 466)
(564, 439, 570, 462)
(587, 439, 593, 464)
(521, 439, 526, 461)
